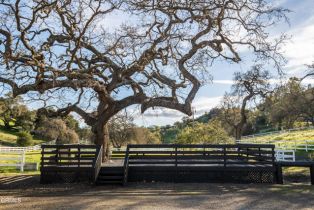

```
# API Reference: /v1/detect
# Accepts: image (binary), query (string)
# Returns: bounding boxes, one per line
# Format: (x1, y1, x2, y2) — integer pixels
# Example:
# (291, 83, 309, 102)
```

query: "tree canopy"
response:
(0, 0, 288, 159)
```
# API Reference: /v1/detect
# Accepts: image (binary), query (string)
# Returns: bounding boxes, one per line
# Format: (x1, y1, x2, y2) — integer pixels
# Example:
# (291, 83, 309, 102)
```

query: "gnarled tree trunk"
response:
(235, 126, 243, 140)
(92, 122, 110, 162)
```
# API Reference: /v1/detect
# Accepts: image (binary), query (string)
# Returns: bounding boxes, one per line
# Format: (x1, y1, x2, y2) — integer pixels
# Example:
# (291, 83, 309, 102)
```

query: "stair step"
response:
(100, 167, 124, 173)
(98, 175, 123, 180)
(96, 180, 123, 185)
(99, 171, 124, 176)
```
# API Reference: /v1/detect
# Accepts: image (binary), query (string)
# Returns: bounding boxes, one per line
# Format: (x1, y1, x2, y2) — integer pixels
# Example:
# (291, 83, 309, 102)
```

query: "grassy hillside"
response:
(242, 129, 314, 143)
(241, 128, 314, 160)
(0, 127, 45, 146)
(0, 150, 41, 175)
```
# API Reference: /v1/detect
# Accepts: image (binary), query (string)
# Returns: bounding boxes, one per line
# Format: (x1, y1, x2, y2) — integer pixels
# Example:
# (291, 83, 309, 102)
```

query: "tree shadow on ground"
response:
(1, 175, 314, 210)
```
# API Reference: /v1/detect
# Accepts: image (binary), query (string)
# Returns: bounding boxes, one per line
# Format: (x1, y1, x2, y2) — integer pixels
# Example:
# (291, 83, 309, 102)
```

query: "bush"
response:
(36, 118, 79, 144)
(16, 131, 33, 146)
(175, 120, 232, 144)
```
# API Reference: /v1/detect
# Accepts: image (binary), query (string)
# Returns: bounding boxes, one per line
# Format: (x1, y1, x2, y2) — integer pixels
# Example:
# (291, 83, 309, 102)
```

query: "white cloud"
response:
(283, 16, 314, 76)
(212, 80, 234, 85)
(133, 96, 222, 126)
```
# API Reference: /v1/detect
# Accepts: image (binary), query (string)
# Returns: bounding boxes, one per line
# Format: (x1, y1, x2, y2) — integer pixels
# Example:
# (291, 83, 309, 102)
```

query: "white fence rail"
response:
(241, 126, 314, 139)
(0, 145, 41, 152)
(0, 150, 25, 171)
(0, 139, 57, 152)
(236, 139, 314, 152)
(275, 150, 295, 162)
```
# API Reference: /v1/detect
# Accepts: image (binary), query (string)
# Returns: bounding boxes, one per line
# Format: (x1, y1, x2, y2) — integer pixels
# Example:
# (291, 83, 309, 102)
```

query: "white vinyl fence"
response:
(0, 139, 57, 152)
(0, 145, 41, 152)
(241, 126, 314, 139)
(0, 150, 25, 172)
(275, 150, 296, 162)
(236, 139, 314, 152)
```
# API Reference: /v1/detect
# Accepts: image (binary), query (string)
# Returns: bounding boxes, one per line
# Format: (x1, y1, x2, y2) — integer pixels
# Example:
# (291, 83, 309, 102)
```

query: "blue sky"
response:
(2, 1, 314, 128)
(132, 0, 314, 127)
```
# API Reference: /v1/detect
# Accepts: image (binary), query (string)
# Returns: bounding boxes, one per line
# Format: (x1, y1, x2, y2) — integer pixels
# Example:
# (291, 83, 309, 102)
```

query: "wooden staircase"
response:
(96, 166, 124, 185)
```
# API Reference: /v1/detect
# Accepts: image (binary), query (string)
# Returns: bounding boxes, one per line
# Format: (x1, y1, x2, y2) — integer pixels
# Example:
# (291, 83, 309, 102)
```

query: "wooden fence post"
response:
(20, 150, 25, 172)
(175, 146, 178, 167)
(276, 163, 283, 184)
(223, 147, 226, 167)
(310, 165, 314, 185)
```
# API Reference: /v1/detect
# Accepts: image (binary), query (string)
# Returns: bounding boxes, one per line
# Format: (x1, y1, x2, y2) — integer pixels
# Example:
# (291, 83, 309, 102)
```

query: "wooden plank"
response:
(42, 162, 93, 166)
(276, 163, 283, 184)
(128, 154, 272, 162)
(128, 144, 274, 148)
(311, 165, 314, 185)
(41, 166, 92, 172)
(128, 165, 275, 171)
(127, 150, 273, 156)
(42, 151, 97, 155)
(228, 150, 274, 155)
(42, 144, 98, 149)
(277, 161, 314, 167)
(41, 157, 94, 161)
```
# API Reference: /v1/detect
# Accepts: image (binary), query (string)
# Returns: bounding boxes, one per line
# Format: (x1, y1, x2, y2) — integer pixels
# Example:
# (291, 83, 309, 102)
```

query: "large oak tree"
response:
(0, 0, 287, 160)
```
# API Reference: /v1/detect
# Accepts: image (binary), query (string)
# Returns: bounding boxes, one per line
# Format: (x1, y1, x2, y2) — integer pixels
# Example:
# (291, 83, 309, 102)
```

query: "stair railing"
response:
(123, 145, 130, 185)
(92, 145, 103, 183)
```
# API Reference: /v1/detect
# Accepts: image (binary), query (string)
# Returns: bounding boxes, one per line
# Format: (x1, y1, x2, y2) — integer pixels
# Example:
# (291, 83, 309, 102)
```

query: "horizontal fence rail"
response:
(275, 150, 295, 162)
(0, 150, 25, 172)
(0, 145, 41, 152)
(236, 139, 314, 152)
(0, 140, 57, 152)
(123, 144, 276, 184)
(125, 144, 275, 167)
(40, 144, 101, 183)
(240, 126, 314, 139)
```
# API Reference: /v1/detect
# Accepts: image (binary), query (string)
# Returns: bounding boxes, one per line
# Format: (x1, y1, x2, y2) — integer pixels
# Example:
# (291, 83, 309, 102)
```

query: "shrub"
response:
(16, 131, 33, 146)
(36, 118, 79, 144)
(175, 120, 232, 144)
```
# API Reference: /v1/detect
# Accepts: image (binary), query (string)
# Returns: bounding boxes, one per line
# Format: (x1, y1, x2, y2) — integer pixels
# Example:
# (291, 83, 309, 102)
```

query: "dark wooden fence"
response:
(123, 144, 276, 184)
(40, 144, 102, 183)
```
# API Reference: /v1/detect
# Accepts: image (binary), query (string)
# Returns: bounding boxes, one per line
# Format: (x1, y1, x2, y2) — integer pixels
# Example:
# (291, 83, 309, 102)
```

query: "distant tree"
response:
(14, 109, 36, 131)
(64, 115, 80, 132)
(0, 94, 35, 130)
(196, 108, 221, 123)
(16, 131, 33, 146)
(220, 65, 271, 139)
(299, 87, 314, 125)
(303, 62, 314, 79)
(132, 127, 161, 144)
(175, 120, 231, 144)
(160, 126, 180, 144)
(108, 114, 135, 148)
(264, 78, 314, 128)
(36, 118, 79, 144)
(77, 127, 93, 144)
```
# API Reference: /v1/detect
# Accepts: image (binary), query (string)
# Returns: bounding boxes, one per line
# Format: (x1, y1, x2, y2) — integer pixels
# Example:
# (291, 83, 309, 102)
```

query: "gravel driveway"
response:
(0, 175, 314, 210)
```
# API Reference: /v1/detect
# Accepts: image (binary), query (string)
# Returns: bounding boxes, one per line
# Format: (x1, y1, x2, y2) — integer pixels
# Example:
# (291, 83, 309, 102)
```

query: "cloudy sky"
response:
(132, 0, 314, 127)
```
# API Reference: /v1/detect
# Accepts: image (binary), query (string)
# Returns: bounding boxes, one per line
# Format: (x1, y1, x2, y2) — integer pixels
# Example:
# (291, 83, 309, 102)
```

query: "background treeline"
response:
(158, 77, 314, 143)
(1, 75, 314, 147)
(0, 94, 160, 147)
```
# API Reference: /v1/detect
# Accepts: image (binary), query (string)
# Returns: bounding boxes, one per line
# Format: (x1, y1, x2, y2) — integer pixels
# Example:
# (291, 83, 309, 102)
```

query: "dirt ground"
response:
(0, 175, 314, 210)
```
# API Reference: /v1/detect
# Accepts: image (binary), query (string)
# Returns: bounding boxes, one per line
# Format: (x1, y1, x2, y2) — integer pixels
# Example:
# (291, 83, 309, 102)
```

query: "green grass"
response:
(244, 129, 314, 142)
(0, 150, 41, 175)
(242, 129, 314, 160)
(0, 129, 18, 145)
(242, 129, 314, 149)
(0, 126, 45, 146)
